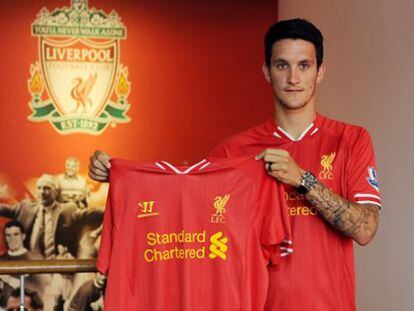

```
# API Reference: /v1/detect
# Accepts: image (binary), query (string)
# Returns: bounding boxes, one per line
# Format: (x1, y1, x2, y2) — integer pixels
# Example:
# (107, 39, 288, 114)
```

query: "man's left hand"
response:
(256, 149, 305, 187)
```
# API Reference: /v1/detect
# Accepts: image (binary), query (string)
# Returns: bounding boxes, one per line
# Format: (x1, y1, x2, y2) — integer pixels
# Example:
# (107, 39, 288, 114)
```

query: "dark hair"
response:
(9, 288, 44, 310)
(4, 220, 25, 235)
(264, 18, 324, 68)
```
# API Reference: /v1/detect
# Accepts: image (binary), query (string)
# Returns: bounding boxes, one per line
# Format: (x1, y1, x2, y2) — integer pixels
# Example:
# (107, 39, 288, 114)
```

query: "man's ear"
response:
(262, 63, 272, 84)
(316, 63, 326, 84)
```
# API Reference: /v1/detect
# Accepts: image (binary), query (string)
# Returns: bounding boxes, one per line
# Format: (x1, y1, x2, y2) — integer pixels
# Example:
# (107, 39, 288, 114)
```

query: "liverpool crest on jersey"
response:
(210, 194, 230, 224)
(28, 0, 131, 135)
(319, 152, 336, 180)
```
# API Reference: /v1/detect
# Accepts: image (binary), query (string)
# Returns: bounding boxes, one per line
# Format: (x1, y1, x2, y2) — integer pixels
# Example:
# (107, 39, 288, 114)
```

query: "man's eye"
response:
(299, 63, 310, 70)
(276, 63, 287, 70)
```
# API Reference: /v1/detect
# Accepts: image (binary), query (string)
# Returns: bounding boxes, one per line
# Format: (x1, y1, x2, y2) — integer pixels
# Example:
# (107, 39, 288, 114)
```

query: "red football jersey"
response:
(210, 114, 381, 311)
(97, 156, 292, 311)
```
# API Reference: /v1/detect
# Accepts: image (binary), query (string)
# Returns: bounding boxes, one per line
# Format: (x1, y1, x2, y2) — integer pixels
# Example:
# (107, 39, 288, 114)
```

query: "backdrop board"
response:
(0, 0, 277, 309)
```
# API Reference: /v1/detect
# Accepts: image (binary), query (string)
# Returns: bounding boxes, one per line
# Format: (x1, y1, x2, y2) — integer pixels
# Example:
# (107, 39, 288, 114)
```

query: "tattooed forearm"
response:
(306, 182, 379, 245)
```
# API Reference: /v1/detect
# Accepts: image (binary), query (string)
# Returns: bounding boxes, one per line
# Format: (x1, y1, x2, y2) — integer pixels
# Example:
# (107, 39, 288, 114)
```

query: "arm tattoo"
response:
(305, 182, 379, 243)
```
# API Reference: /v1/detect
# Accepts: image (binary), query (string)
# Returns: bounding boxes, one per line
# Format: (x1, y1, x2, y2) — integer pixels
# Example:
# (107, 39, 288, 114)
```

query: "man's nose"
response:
(287, 68, 300, 84)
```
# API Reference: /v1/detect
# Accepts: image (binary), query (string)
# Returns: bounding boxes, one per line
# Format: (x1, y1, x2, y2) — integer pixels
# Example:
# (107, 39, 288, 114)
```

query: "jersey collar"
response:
(268, 113, 323, 142)
(154, 159, 211, 174)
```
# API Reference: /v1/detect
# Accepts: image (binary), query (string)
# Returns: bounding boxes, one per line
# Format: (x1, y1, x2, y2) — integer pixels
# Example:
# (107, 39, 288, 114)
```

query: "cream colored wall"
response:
(278, 1, 414, 310)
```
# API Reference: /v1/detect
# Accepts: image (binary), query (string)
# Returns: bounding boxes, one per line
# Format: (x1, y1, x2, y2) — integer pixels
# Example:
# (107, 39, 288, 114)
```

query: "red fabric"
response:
(209, 114, 381, 311)
(97, 156, 291, 311)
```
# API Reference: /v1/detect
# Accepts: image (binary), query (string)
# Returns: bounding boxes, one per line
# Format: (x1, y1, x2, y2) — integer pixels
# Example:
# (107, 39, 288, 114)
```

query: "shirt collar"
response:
(268, 113, 324, 142)
(154, 159, 211, 174)
(64, 174, 79, 180)
(42, 201, 59, 213)
(7, 247, 28, 257)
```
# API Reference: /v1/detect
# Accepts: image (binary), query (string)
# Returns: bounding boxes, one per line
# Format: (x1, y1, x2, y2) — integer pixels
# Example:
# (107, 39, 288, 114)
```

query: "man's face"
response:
(263, 39, 325, 111)
(36, 180, 57, 207)
(65, 159, 79, 177)
(5, 226, 25, 252)
(6, 295, 33, 311)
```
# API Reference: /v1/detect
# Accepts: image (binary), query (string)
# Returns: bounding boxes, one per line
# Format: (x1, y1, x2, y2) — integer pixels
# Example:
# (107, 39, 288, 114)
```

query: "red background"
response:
(0, 0, 277, 249)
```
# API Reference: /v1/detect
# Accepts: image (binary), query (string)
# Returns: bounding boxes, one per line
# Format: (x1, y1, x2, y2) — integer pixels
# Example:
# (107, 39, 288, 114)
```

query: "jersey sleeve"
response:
(209, 138, 243, 159)
(345, 128, 381, 208)
(208, 142, 229, 158)
(96, 181, 114, 275)
(256, 175, 292, 266)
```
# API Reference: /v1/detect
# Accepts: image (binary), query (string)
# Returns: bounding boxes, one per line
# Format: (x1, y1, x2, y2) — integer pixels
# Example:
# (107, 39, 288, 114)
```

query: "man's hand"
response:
(256, 149, 379, 245)
(88, 150, 111, 182)
(256, 149, 305, 187)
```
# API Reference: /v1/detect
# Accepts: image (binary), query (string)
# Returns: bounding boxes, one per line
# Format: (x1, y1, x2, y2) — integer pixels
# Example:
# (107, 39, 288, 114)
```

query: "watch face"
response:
(298, 172, 317, 194)
(305, 172, 318, 189)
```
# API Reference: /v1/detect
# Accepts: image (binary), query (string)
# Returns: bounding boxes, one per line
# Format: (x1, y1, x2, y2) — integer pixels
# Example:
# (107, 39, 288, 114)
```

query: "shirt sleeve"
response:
(346, 128, 382, 208)
(96, 184, 114, 275)
(209, 137, 244, 159)
(257, 177, 292, 266)
(208, 142, 229, 158)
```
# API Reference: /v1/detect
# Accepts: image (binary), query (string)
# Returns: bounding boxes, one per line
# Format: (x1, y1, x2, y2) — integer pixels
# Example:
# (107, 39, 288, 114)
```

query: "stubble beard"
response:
(276, 97, 307, 111)
(275, 87, 316, 112)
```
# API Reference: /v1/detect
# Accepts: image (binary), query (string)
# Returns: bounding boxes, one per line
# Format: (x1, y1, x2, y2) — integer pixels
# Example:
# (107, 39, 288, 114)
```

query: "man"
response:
(5, 288, 43, 311)
(57, 157, 90, 209)
(0, 220, 37, 261)
(0, 221, 40, 308)
(88, 19, 380, 310)
(0, 174, 102, 259)
(46, 244, 75, 310)
(68, 272, 106, 311)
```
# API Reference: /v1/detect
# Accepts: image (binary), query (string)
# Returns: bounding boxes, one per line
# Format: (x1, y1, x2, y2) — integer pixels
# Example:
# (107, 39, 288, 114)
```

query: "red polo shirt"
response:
(209, 114, 381, 311)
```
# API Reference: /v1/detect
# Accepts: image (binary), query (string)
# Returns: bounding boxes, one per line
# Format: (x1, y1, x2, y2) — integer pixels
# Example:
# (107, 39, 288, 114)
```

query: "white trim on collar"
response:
(155, 162, 167, 170)
(198, 161, 212, 171)
(275, 122, 316, 141)
(310, 128, 319, 136)
(156, 159, 210, 174)
(273, 131, 282, 138)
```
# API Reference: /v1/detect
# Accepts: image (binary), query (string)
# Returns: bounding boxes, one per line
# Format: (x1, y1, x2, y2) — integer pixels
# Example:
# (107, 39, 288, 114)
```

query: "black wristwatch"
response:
(297, 171, 318, 194)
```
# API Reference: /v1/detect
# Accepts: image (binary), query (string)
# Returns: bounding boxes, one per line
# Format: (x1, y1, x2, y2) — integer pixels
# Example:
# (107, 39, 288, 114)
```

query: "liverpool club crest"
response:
(28, 0, 131, 135)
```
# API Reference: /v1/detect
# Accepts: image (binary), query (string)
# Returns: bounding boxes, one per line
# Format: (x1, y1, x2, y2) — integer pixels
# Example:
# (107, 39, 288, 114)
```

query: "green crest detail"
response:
(28, 0, 131, 135)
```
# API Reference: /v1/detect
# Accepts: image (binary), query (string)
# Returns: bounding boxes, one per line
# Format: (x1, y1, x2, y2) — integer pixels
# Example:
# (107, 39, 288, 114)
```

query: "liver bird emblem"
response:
(213, 194, 230, 216)
(71, 72, 97, 113)
(321, 152, 336, 171)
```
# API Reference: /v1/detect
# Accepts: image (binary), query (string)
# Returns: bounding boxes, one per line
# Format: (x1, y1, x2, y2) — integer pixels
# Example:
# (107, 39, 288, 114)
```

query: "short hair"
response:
(36, 174, 59, 191)
(66, 157, 80, 165)
(9, 288, 44, 310)
(264, 18, 324, 68)
(4, 220, 25, 235)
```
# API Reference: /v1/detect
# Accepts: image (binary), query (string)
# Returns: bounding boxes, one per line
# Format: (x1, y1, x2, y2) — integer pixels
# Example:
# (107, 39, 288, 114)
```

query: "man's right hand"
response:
(88, 150, 111, 182)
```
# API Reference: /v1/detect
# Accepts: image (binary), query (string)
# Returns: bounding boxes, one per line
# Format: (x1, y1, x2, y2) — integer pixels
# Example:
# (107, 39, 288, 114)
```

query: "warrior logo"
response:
(137, 201, 159, 218)
(210, 194, 230, 224)
(319, 152, 336, 180)
(28, 0, 131, 135)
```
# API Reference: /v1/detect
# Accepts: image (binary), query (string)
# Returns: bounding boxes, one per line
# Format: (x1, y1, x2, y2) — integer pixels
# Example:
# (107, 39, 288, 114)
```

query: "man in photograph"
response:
(0, 221, 42, 309)
(0, 174, 103, 259)
(57, 157, 90, 209)
(0, 220, 37, 261)
(5, 288, 43, 311)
